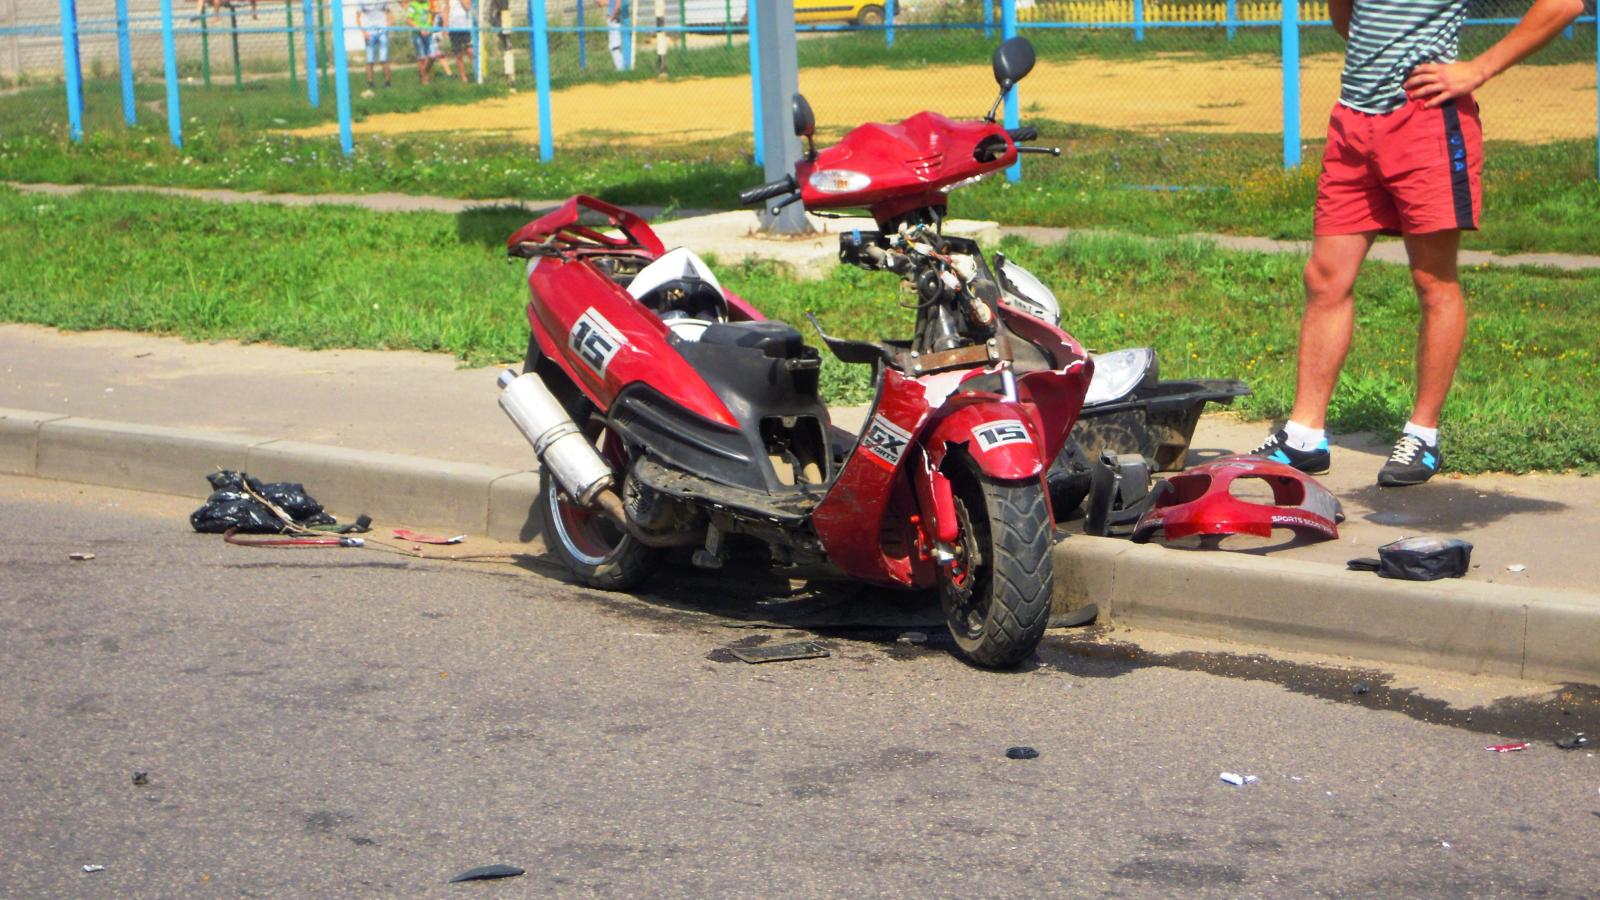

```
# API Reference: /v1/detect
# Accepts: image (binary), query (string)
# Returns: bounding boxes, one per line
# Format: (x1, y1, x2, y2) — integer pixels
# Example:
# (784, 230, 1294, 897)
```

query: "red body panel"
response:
(524, 256, 740, 430)
(924, 396, 1048, 481)
(811, 369, 933, 587)
(1130, 456, 1341, 543)
(508, 195, 666, 257)
(795, 112, 1018, 225)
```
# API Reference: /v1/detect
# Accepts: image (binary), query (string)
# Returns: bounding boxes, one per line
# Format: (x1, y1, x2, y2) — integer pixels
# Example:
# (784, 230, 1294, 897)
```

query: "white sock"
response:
(1403, 422, 1439, 445)
(1283, 420, 1325, 452)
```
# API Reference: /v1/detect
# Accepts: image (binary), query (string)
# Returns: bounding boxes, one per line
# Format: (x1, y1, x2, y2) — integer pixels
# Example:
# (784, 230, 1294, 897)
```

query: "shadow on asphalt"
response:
(1347, 480, 1568, 530)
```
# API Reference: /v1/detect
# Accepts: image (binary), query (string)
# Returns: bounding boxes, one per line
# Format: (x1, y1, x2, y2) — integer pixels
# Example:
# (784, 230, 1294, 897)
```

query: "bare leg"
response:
(1287, 232, 1378, 429)
(1401, 230, 1466, 429)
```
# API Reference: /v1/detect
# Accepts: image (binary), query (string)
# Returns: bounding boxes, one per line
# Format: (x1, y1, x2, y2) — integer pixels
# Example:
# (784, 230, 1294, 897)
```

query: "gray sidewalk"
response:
(5, 323, 1599, 683)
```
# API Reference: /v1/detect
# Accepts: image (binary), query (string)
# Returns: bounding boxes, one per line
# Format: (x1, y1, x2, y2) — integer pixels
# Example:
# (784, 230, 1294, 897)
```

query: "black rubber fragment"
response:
(1352, 682, 1371, 695)
(1005, 746, 1040, 760)
(1555, 733, 1589, 750)
(449, 864, 525, 883)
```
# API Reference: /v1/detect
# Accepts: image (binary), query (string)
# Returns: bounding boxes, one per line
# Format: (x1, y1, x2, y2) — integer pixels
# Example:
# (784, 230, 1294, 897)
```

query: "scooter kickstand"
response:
(691, 523, 727, 570)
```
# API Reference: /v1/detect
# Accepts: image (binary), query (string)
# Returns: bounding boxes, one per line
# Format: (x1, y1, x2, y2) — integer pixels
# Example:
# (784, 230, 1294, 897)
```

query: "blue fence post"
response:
(577, 0, 586, 70)
(622, 5, 633, 68)
(303, 0, 320, 107)
(1132, 0, 1144, 42)
(1225, 0, 1236, 40)
(1594, 11, 1598, 181)
(983, 0, 994, 40)
(532, 0, 553, 160)
(1280, 0, 1300, 168)
(159, 0, 182, 147)
(59, 0, 84, 142)
(1002, 0, 1019, 182)
(115, 0, 136, 125)
(330, 0, 354, 155)
(473, 1, 483, 83)
(885, 0, 895, 47)
(748, 0, 763, 167)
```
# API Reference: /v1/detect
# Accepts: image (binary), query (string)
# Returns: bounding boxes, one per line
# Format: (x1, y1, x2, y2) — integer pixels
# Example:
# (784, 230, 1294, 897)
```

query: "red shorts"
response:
(1313, 96, 1483, 236)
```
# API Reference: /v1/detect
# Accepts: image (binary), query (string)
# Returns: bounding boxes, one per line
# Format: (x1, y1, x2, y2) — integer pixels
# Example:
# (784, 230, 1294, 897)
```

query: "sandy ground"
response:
(291, 54, 1597, 145)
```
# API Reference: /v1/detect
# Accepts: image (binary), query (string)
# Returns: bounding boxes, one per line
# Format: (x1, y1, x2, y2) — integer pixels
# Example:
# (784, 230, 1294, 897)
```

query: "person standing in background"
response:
(1253, 0, 1585, 487)
(601, 0, 630, 71)
(406, 0, 436, 84)
(357, 0, 393, 89)
(446, 0, 475, 83)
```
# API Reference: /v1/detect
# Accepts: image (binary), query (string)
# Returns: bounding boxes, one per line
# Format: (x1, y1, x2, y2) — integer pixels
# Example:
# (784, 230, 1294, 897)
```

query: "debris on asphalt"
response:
(896, 631, 928, 645)
(82, 865, 105, 874)
(1441, 841, 1453, 850)
(1348, 536, 1472, 581)
(1555, 733, 1589, 750)
(1486, 742, 1530, 753)
(131, 771, 148, 786)
(728, 641, 830, 664)
(190, 470, 336, 534)
(1506, 564, 1527, 573)
(393, 529, 466, 545)
(1220, 772, 1259, 786)
(1005, 746, 1040, 760)
(223, 529, 365, 549)
(448, 864, 525, 883)
(1352, 681, 1371, 695)
(1050, 602, 1099, 628)
(68, 552, 95, 561)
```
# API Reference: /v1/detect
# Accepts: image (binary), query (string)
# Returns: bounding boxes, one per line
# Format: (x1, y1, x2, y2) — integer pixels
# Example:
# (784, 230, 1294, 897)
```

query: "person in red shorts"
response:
(1254, 0, 1584, 487)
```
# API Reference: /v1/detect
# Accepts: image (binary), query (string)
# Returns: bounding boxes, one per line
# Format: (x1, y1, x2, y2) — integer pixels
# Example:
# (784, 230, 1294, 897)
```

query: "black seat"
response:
(698, 321, 807, 359)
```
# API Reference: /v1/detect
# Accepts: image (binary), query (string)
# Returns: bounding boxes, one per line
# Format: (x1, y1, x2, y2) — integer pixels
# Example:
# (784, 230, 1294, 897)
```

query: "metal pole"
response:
(317, 0, 328, 82)
(229, 4, 243, 90)
(1226, 0, 1236, 40)
(625, 0, 635, 69)
(302, 0, 320, 106)
(983, 0, 993, 40)
(59, 0, 84, 142)
(1594, 10, 1598, 181)
(678, 0, 686, 52)
(286, 0, 298, 89)
(116, 0, 137, 125)
(330, 0, 353, 154)
(755, 0, 808, 233)
(723, 0, 730, 49)
(201, 9, 213, 88)
(160, 0, 183, 146)
(747, 0, 762, 166)
(1002, 0, 1019, 181)
(532, 0, 552, 160)
(1281, 0, 1300, 168)
(885, 0, 894, 47)
(1132, 0, 1144, 42)
(577, 0, 585, 70)
(474, 0, 484, 83)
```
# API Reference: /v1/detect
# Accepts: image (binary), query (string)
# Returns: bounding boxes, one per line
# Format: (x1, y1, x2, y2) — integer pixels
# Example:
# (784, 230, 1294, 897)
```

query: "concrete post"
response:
(754, 0, 809, 234)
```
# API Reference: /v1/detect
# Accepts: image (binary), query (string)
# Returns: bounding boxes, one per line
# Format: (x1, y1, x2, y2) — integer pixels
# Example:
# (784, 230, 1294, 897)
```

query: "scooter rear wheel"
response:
(939, 464, 1053, 668)
(540, 426, 658, 591)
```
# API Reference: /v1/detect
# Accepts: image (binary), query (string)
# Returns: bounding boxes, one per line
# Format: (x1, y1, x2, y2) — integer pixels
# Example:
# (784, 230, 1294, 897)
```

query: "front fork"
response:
(909, 446, 961, 568)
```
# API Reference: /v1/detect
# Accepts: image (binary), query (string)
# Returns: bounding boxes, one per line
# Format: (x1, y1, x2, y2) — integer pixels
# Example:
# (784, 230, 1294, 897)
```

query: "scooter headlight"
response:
(808, 169, 872, 194)
(1083, 348, 1157, 407)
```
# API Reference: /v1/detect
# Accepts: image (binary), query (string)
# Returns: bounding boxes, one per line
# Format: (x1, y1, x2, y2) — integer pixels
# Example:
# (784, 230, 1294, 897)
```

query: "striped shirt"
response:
(1340, 0, 1469, 113)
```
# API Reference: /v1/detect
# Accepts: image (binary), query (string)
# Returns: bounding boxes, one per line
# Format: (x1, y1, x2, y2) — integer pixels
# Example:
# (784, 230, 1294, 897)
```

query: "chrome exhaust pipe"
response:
(497, 369, 618, 512)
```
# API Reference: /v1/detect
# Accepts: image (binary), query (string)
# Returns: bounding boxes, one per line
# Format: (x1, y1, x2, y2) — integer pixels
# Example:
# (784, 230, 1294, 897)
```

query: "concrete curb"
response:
(5, 406, 1596, 684)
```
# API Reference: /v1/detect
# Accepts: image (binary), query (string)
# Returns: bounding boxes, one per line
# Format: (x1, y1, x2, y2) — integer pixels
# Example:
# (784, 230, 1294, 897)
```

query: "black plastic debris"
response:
(131, 771, 149, 786)
(1555, 733, 1589, 750)
(1347, 537, 1472, 581)
(728, 641, 830, 664)
(190, 470, 337, 533)
(1352, 682, 1371, 696)
(1005, 746, 1040, 760)
(448, 864, 525, 883)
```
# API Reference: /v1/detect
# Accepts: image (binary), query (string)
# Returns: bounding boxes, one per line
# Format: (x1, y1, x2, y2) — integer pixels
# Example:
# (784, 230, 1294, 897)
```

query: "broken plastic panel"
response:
(1130, 455, 1341, 544)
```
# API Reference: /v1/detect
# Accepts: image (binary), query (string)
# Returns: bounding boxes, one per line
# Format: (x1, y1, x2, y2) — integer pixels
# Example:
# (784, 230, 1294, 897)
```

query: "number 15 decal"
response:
(569, 308, 627, 376)
(973, 419, 1032, 451)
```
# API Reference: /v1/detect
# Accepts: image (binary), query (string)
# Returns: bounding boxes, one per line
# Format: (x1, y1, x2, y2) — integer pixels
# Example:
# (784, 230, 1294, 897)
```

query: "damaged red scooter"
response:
(498, 38, 1088, 667)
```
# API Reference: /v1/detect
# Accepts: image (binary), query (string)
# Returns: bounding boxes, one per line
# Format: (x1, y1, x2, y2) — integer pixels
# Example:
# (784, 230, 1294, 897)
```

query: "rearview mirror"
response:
(793, 93, 817, 160)
(792, 93, 815, 138)
(991, 36, 1035, 91)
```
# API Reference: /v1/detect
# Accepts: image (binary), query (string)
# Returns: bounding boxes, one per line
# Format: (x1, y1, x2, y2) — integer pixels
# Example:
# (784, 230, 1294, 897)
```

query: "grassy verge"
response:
(4, 187, 1596, 473)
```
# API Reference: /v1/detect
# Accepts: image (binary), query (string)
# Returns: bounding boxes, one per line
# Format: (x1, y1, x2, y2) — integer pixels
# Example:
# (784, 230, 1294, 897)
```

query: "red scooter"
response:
(499, 38, 1090, 666)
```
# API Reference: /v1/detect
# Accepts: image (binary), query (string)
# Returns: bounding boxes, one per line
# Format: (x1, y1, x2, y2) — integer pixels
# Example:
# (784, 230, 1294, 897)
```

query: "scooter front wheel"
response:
(540, 427, 658, 591)
(939, 464, 1053, 668)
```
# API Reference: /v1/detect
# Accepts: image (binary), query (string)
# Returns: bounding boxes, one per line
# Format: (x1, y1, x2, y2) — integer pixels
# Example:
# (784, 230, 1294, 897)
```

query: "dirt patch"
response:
(291, 53, 1597, 145)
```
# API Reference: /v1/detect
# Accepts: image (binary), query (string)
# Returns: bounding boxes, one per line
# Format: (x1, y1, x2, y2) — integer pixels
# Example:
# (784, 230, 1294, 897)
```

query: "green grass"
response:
(3, 186, 1596, 473)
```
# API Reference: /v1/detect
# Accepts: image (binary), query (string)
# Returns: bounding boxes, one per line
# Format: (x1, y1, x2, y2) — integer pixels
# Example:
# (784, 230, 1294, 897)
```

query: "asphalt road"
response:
(4, 474, 1600, 897)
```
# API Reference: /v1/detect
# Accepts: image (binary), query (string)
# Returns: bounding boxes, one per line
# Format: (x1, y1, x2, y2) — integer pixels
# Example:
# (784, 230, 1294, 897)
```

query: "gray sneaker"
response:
(1377, 433, 1442, 487)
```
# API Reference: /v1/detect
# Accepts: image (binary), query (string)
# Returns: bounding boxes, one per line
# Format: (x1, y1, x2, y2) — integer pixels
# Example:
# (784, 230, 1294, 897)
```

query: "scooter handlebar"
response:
(739, 174, 799, 206)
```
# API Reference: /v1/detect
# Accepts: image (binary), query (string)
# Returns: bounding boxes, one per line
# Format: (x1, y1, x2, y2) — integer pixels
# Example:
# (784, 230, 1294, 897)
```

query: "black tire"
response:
(856, 4, 885, 26)
(939, 462, 1053, 668)
(539, 426, 658, 591)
